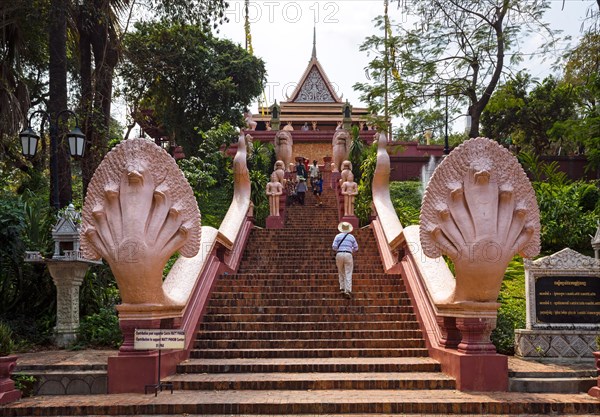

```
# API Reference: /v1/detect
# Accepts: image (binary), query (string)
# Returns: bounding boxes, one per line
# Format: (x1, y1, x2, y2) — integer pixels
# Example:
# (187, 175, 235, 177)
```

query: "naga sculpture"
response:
(420, 137, 540, 304)
(332, 130, 350, 172)
(274, 130, 293, 171)
(80, 138, 201, 307)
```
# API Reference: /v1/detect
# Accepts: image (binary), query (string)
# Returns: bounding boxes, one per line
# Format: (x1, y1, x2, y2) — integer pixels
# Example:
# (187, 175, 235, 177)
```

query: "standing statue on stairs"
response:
(274, 130, 293, 171)
(332, 130, 350, 173)
(273, 160, 286, 184)
(341, 172, 358, 216)
(339, 160, 353, 186)
(266, 172, 283, 216)
(244, 110, 257, 131)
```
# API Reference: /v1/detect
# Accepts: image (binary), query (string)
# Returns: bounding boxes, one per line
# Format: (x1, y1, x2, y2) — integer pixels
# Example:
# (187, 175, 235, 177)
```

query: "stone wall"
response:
(292, 143, 332, 165)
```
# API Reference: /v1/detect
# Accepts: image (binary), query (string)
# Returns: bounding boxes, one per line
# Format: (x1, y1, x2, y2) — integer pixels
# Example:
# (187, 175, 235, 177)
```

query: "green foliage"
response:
(354, 143, 378, 226)
(492, 258, 526, 355)
(519, 151, 598, 252)
(74, 307, 122, 349)
(0, 321, 15, 356)
(249, 170, 269, 227)
(199, 186, 233, 229)
(356, 1, 557, 137)
(389, 181, 421, 226)
(121, 21, 266, 155)
(535, 181, 598, 252)
(481, 73, 577, 153)
(348, 126, 366, 182)
(11, 373, 36, 397)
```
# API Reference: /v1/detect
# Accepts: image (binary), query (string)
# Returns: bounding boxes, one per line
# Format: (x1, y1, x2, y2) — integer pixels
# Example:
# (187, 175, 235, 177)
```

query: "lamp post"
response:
(19, 110, 86, 209)
(444, 94, 450, 155)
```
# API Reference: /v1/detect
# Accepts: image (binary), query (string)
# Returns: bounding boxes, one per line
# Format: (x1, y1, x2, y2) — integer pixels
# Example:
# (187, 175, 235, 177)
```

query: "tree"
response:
(0, 1, 49, 174)
(481, 73, 577, 154)
(120, 21, 266, 155)
(75, 0, 230, 194)
(355, 0, 558, 138)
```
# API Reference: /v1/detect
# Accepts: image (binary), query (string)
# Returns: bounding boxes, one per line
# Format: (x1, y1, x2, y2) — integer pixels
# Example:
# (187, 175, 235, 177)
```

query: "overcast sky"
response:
(215, 0, 596, 131)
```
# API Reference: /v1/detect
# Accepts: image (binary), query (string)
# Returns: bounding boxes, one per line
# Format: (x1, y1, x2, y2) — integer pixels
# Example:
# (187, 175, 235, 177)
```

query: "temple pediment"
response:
(289, 59, 341, 103)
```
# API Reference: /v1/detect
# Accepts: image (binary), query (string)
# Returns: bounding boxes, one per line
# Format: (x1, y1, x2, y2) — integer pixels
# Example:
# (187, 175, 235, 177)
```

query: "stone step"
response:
(5, 391, 599, 416)
(221, 273, 400, 279)
(164, 372, 455, 391)
(197, 329, 423, 340)
(208, 291, 409, 300)
(190, 347, 430, 359)
(203, 313, 417, 323)
(207, 297, 411, 306)
(176, 357, 442, 374)
(198, 321, 421, 332)
(194, 338, 425, 350)
(210, 285, 406, 293)
(204, 306, 415, 315)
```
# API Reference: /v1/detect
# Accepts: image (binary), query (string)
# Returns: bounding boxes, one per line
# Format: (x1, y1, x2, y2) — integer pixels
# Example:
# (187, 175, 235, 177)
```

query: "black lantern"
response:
(67, 126, 86, 157)
(19, 127, 40, 157)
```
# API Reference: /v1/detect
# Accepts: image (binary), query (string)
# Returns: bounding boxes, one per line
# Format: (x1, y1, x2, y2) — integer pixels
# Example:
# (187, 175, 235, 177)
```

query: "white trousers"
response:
(335, 252, 353, 293)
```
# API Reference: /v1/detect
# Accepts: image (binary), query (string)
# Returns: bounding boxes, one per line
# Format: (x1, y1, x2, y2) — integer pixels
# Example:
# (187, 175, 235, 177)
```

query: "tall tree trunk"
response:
(48, 0, 72, 209)
(79, 1, 119, 196)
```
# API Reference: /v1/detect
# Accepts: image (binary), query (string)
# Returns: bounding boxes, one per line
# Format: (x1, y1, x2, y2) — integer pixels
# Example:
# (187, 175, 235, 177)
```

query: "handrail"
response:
(371, 132, 403, 250)
(217, 133, 251, 250)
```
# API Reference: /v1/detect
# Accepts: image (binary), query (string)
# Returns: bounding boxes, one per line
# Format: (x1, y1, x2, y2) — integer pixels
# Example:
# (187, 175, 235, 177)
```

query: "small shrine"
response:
(51, 204, 83, 261)
(24, 204, 101, 347)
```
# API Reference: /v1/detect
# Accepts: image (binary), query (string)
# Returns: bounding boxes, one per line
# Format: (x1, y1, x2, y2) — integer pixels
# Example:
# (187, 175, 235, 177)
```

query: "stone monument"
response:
(24, 204, 101, 347)
(274, 130, 293, 171)
(332, 130, 350, 174)
(515, 247, 600, 359)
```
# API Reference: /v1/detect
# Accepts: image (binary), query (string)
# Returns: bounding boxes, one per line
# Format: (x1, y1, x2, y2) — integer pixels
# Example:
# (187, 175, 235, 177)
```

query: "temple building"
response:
(245, 31, 374, 163)
(252, 31, 371, 132)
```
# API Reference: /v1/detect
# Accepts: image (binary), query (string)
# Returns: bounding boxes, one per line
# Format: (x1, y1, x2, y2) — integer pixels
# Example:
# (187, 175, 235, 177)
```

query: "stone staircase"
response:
(4, 181, 600, 415)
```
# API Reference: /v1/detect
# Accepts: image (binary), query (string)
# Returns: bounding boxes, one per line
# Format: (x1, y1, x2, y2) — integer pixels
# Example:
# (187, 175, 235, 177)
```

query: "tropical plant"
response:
(354, 143, 378, 226)
(74, 307, 122, 349)
(0, 321, 15, 356)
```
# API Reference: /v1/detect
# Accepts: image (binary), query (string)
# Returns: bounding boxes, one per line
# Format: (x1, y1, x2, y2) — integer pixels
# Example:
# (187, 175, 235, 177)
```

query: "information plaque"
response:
(535, 275, 600, 324)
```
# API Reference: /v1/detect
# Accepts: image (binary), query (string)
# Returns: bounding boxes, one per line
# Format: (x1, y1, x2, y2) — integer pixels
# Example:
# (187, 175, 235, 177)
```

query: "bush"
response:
(491, 258, 526, 355)
(74, 307, 122, 349)
(389, 181, 422, 226)
(12, 373, 37, 397)
(0, 321, 15, 356)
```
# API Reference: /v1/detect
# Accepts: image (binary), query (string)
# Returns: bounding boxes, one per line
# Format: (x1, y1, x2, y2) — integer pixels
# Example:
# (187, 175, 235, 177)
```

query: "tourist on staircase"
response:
(295, 159, 307, 179)
(309, 159, 320, 190)
(313, 173, 323, 206)
(296, 177, 307, 205)
(332, 221, 358, 299)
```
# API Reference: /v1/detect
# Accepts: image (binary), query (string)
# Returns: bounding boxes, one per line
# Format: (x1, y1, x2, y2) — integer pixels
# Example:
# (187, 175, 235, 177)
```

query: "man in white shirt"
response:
(331, 222, 359, 299)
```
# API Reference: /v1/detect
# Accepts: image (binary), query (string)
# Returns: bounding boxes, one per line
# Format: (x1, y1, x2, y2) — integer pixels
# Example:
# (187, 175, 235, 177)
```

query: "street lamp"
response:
(19, 109, 86, 209)
(444, 94, 450, 155)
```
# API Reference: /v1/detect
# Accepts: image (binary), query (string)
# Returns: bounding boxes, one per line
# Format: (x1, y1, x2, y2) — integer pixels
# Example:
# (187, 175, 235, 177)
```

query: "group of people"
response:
(290, 159, 323, 206)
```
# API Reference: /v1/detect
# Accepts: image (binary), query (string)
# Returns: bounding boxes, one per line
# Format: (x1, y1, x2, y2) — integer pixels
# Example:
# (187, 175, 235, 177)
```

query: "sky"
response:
(116, 1, 597, 135)
(215, 0, 596, 131)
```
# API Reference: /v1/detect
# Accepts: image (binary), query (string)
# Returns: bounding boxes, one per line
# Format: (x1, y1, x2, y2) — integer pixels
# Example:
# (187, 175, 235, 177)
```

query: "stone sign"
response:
(515, 248, 600, 359)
